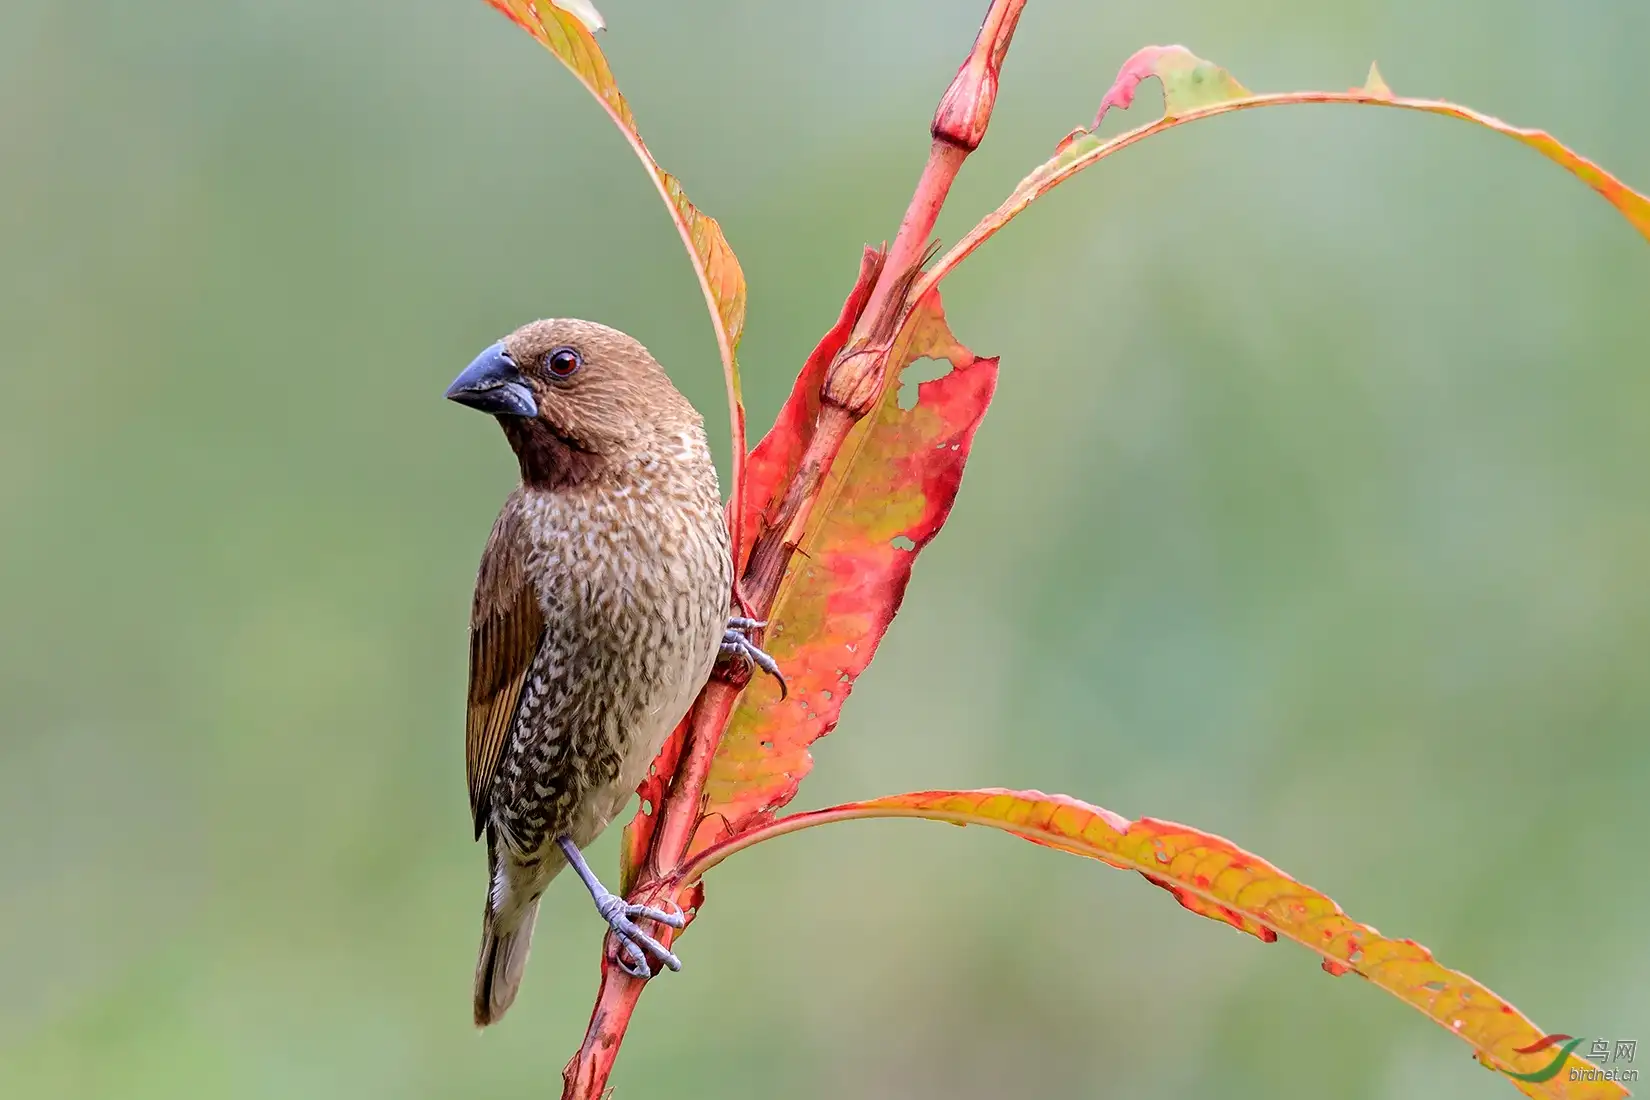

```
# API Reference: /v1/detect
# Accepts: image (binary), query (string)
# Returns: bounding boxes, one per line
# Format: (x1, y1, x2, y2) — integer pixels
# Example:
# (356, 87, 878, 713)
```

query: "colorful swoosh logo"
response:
(1500, 1034, 1585, 1083)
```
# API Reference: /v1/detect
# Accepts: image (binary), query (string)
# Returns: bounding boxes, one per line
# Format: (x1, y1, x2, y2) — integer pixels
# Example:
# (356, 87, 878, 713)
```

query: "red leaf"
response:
(692, 290, 999, 853)
(616, 251, 883, 892)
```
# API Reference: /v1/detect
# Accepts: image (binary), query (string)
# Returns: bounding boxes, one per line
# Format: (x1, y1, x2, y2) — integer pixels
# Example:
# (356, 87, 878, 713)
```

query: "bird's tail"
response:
(473, 895, 541, 1028)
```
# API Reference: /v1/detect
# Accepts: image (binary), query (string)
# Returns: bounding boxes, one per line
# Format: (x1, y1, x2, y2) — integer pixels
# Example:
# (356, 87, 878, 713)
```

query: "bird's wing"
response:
(466, 489, 545, 839)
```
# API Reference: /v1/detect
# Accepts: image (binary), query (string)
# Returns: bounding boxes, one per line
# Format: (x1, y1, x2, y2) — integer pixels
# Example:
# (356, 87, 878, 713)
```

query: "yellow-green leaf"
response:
(916, 44, 1650, 300)
(483, 0, 749, 549)
(683, 789, 1627, 1100)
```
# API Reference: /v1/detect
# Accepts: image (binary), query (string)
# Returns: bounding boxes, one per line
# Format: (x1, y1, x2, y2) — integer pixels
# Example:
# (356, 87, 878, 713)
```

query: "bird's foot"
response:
(722, 617, 787, 699)
(594, 891, 686, 978)
(558, 836, 685, 978)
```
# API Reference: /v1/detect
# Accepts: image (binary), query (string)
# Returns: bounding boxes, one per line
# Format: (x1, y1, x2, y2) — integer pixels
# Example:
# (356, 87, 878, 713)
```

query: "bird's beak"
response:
(445, 342, 538, 418)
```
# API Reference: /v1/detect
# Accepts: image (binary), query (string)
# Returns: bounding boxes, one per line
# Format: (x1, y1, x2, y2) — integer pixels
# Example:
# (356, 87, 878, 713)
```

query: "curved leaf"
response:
(483, 0, 750, 553)
(682, 789, 1628, 1100)
(690, 289, 1000, 854)
(614, 249, 885, 895)
(915, 45, 1650, 301)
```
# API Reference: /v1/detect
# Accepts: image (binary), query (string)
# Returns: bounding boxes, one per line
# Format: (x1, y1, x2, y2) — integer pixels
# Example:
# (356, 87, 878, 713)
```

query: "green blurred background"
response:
(3, 1, 1647, 1097)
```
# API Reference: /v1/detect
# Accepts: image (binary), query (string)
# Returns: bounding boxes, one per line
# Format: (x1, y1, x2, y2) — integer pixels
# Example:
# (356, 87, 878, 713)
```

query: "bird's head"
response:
(445, 318, 700, 489)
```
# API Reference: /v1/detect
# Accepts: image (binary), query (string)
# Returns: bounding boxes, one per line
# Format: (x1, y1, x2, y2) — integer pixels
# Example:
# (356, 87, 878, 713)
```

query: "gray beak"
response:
(445, 341, 538, 418)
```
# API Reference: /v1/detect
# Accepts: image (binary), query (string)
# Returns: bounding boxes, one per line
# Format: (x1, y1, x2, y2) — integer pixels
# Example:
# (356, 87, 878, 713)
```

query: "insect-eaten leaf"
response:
(1093, 43, 1250, 123)
(615, 249, 887, 896)
(917, 43, 1650, 300)
(690, 287, 1000, 857)
(683, 789, 1626, 1100)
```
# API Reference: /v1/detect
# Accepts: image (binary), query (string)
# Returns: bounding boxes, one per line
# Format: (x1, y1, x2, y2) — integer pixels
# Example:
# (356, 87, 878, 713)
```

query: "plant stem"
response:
(559, 3, 1024, 1095)
(857, 0, 1024, 342)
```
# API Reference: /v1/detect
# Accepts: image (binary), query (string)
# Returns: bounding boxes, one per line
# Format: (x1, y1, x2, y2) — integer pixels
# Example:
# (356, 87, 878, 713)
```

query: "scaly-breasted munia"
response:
(445, 319, 776, 1027)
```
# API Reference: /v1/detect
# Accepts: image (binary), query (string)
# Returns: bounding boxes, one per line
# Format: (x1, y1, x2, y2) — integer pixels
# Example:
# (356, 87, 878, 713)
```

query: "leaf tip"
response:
(555, 0, 606, 32)
(1054, 126, 1089, 155)
(1092, 45, 1172, 129)
(1093, 45, 1252, 130)
(1359, 61, 1394, 99)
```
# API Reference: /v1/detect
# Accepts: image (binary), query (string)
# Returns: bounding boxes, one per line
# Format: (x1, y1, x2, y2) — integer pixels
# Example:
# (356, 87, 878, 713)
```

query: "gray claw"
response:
(557, 833, 686, 979)
(722, 620, 787, 699)
(595, 893, 684, 977)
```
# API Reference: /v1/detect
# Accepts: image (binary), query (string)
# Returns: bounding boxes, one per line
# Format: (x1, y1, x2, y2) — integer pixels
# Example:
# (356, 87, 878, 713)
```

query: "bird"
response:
(444, 318, 778, 1027)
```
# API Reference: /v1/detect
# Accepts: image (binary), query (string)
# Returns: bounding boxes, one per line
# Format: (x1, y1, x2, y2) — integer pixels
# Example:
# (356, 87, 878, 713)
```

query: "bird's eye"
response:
(544, 347, 582, 379)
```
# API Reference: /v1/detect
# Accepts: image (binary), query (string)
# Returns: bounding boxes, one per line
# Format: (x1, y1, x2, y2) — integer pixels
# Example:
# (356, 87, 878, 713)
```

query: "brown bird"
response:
(445, 319, 777, 1027)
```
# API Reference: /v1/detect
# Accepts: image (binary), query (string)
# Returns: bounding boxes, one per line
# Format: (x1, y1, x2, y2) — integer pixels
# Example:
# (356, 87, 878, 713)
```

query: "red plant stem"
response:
(561, 390, 864, 1100)
(673, 802, 959, 887)
(639, 692, 732, 878)
(736, 402, 860, 614)
(855, 0, 1024, 341)
(560, 4, 1024, 1096)
(861, 140, 969, 335)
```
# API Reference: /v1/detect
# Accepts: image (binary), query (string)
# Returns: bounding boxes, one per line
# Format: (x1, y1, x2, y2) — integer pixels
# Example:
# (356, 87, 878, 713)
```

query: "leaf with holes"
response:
(915, 45, 1650, 300)
(688, 284, 999, 855)
(614, 248, 885, 895)
(482, 0, 751, 552)
(680, 789, 1627, 1100)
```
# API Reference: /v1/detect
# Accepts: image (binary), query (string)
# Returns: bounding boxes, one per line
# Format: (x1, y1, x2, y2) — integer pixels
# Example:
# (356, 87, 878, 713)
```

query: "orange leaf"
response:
(916, 45, 1650, 300)
(681, 789, 1628, 1100)
(614, 249, 884, 894)
(482, 0, 750, 554)
(691, 288, 999, 854)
